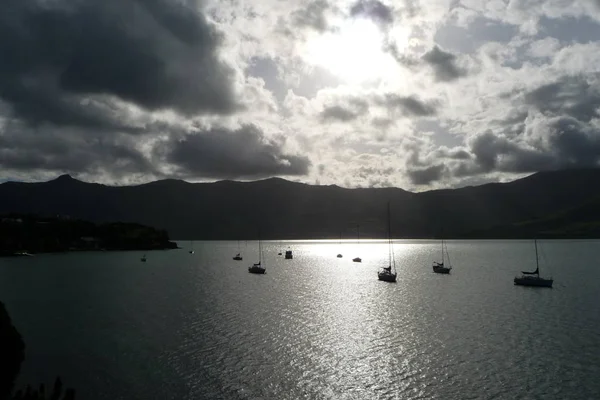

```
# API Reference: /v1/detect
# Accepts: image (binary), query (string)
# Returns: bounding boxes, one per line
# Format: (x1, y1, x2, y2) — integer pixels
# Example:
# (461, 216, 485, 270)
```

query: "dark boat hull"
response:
(248, 266, 266, 274)
(433, 266, 451, 274)
(378, 271, 397, 282)
(514, 276, 553, 287)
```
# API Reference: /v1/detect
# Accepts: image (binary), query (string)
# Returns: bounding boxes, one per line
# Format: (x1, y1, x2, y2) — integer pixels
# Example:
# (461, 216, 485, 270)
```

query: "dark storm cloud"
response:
(0, 0, 237, 129)
(321, 105, 361, 122)
(385, 44, 467, 82)
(378, 94, 438, 116)
(372, 117, 394, 128)
(320, 98, 370, 122)
(462, 116, 600, 177)
(469, 131, 519, 172)
(407, 164, 446, 185)
(384, 40, 421, 67)
(164, 125, 311, 179)
(402, 76, 600, 183)
(321, 93, 435, 123)
(292, 0, 332, 32)
(0, 123, 155, 177)
(543, 116, 600, 167)
(435, 147, 471, 160)
(422, 46, 466, 82)
(469, 130, 553, 173)
(350, 0, 394, 26)
(524, 76, 600, 122)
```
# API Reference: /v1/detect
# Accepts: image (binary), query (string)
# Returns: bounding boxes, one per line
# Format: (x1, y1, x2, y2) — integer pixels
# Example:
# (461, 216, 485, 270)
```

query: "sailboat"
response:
(233, 240, 243, 261)
(378, 202, 397, 282)
(248, 238, 266, 274)
(285, 249, 293, 259)
(432, 239, 451, 274)
(189, 240, 194, 254)
(352, 224, 362, 263)
(140, 254, 147, 262)
(514, 239, 553, 288)
(337, 230, 343, 258)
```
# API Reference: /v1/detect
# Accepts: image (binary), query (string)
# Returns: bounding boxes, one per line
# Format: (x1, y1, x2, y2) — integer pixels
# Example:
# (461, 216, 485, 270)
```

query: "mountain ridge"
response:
(1, 168, 599, 239)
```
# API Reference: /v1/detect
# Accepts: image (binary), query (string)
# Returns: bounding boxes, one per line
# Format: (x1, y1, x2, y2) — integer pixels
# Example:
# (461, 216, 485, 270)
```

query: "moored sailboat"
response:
(378, 202, 397, 283)
(352, 224, 362, 263)
(233, 240, 243, 261)
(433, 239, 451, 274)
(248, 238, 266, 274)
(514, 240, 553, 288)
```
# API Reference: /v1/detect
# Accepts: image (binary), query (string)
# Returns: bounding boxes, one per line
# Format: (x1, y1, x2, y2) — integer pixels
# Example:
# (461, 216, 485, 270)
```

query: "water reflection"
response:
(0, 240, 599, 399)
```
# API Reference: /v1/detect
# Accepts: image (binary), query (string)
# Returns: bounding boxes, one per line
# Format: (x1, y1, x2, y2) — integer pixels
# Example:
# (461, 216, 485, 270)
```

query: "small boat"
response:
(433, 239, 452, 274)
(378, 202, 397, 283)
(13, 251, 34, 257)
(233, 240, 242, 261)
(353, 224, 362, 263)
(336, 231, 343, 258)
(248, 239, 266, 274)
(141, 254, 147, 262)
(285, 250, 293, 259)
(189, 240, 194, 254)
(278, 251, 282, 256)
(514, 240, 553, 288)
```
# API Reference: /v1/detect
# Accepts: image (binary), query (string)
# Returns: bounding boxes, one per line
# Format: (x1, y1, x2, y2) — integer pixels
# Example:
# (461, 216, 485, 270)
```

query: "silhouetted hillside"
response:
(1, 301, 76, 399)
(0, 215, 178, 255)
(463, 194, 600, 238)
(1, 169, 600, 239)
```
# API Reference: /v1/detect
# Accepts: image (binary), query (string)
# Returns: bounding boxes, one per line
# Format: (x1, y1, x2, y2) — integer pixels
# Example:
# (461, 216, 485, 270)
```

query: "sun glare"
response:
(304, 19, 397, 84)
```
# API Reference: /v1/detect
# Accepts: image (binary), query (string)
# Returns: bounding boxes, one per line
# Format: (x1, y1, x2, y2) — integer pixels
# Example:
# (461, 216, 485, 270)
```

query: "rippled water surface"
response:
(1, 240, 599, 399)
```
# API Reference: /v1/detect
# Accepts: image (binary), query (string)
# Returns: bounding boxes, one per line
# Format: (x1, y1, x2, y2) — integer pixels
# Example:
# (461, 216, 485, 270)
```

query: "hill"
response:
(0, 169, 599, 239)
(0, 215, 178, 255)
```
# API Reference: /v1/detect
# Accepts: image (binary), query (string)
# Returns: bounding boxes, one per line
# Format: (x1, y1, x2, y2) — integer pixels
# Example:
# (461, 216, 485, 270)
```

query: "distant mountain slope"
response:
(463, 194, 600, 238)
(1, 169, 600, 239)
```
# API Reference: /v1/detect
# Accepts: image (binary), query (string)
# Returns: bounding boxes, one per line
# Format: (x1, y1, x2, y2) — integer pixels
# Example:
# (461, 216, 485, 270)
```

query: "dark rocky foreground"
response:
(0, 301, 75, 400)
(0, 215, 178, 256)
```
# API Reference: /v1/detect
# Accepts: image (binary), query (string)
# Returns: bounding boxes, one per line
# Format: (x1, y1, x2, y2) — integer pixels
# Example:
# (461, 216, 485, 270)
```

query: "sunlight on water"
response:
(0, 240, 599, 399)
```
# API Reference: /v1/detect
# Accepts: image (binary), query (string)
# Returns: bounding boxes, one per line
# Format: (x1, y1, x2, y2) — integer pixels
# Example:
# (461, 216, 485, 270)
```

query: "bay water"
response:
(0, 240, 598, 399)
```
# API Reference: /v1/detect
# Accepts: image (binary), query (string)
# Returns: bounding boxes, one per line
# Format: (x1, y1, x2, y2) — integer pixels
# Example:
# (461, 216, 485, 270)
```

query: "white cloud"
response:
(2, 0, 600, 190)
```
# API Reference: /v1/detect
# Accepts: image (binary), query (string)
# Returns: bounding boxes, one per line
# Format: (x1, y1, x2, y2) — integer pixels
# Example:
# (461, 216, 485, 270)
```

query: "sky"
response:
(2, 0, 600, 190)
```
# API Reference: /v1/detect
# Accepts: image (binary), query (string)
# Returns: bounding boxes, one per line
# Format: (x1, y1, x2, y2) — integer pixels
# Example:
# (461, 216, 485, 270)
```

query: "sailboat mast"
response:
(441, 239, 444, 264)
(387, 202, 392, 268)
(534, 239, 539, 275)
